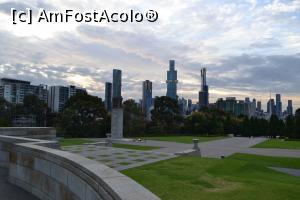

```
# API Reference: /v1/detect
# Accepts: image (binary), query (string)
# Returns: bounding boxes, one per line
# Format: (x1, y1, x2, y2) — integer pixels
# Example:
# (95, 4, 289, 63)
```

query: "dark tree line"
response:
(122, 96, 300, 139)
(183, 109, 300, 138)
(0, 95, 50, 127)
(1, 94, 300, 139)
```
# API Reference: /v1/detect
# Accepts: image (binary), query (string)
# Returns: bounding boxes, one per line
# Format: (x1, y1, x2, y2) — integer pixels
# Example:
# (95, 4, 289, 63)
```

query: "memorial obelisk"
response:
(111, 69, 123, 139)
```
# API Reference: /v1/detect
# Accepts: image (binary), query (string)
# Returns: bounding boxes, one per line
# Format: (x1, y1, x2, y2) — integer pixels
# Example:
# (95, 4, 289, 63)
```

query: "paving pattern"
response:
(62, 145, 175, 171)
(63, 137, 300, 171)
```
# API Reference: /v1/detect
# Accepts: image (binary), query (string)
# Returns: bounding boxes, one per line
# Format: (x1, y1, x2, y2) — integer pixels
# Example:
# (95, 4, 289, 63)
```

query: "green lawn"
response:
(59, 138, 97, 147)
(253, 139, 300, 150)
(123, 154, 300, 200)
(139, 136, 227, 144)
(112, 143, 161, 151)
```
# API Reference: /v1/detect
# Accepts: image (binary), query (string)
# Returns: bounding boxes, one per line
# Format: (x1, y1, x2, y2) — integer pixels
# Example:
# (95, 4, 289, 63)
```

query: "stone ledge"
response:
(0, 135, 160, 200)
(0, 127, 56, 140)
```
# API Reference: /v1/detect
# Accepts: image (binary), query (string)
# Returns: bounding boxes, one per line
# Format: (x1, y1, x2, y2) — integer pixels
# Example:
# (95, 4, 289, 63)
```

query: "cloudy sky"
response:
(0, 0, 299, 111)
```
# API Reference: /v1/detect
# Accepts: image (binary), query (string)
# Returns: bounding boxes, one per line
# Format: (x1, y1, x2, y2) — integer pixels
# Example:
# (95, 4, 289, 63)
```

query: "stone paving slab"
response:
(62, 145, 175, 171)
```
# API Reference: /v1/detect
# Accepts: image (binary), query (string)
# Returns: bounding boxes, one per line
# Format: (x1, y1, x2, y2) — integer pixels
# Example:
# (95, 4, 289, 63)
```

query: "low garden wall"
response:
(0, 135, 160, 200)
(0, 127, 56, 139)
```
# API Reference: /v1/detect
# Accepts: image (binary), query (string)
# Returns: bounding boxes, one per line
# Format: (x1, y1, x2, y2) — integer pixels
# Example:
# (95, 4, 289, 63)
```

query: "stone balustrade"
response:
(0, 135, 160, 200)
(0, 127, 56, 139)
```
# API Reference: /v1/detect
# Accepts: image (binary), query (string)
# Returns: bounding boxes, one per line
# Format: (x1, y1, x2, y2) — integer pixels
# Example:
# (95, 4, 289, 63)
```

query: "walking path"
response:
(113, 137, 300, 158)
(63, 137, 300, 171)
(0, 168, 39, 200)
(269, 167, 300, 177)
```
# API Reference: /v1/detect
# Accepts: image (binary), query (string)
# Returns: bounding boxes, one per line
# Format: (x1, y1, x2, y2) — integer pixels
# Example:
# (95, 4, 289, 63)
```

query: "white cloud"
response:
(0, 0, 299, 110)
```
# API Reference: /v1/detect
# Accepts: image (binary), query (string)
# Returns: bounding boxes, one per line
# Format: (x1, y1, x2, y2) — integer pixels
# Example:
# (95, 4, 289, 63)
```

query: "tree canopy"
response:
(150, 96, 182, 134)
(123, 99, 146, 137)
(57, 93, 109, 138)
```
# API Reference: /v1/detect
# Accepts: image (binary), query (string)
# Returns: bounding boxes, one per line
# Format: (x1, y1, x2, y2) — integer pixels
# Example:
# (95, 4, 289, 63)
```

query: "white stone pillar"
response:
(111, 108, 123, 139)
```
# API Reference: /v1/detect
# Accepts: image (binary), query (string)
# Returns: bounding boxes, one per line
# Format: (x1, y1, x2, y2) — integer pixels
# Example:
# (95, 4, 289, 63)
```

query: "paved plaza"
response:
(62, 137, 300, 171)
(62, 145, 175, 171)
(2, 136, 300, 199)
(111, 137, 300, 158)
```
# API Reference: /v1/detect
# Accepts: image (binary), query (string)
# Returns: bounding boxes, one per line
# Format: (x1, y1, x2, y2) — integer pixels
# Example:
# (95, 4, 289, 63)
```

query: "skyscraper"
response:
(166, 60, 178, 99)
(178, 97, 188, 116)
(198, 68, 209, 109)
(113, 69, 122, 100)
(105, 82, 112, 112)
(257, 101, 262, 112)
(287, 100, 293, 116)
(251, 98, 256, 117)
(267, 99, 276, 115)
(142, 80, 152, 120)
(187, 99, 192, 115)
(112, 69, 122, 108)
(276, 94, 282, 117)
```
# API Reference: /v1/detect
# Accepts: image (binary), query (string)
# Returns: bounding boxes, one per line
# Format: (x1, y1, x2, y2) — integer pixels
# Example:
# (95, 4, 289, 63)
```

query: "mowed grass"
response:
(253, 139, 300, 150)
(140, 135, 227, 144)
(60, 138, 97, 147)
(122, 154, 300, 200)
(112, 143, 161, 151)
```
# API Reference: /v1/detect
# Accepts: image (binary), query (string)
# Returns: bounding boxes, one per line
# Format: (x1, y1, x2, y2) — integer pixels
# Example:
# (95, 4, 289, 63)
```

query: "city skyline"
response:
(0, 73, 296, 114)
(0, 0, 299, 110)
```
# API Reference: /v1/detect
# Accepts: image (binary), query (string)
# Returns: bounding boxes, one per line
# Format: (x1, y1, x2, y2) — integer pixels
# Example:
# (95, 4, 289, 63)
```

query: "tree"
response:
(269, 115, 284, 137)
(285, 115, 295, 138)
(241, 116, 251, 137)
(57, 93, 109, 138)
(295, 109, 300, 138)
(183, 109, 226, 136)
(151, 96, 182, 134)
(0, 97, 12, 126)
(123, 99, 146, 137)
(184, 112, 207, 135)
(22, 95, 49, 126)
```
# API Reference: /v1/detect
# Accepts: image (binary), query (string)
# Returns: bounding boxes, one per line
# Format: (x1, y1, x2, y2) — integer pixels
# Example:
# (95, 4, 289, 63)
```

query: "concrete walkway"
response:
(113, 137, 300, 158)
(269, 167, 300, 177)
(0, 168, 39, 200)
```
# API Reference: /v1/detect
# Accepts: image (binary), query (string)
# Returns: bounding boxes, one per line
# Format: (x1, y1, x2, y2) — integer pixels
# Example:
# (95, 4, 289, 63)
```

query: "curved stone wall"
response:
(0, 127, 56, 139)
(0, 135, 160, 200)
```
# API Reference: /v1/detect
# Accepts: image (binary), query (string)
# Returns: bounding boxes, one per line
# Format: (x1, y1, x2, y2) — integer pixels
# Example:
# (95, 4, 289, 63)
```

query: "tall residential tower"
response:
(142, 80, 153, 120)
(48, 85, 86, 113)
(166, 60, 178, 99)
(0, 78, 48, 104)
(105, 82, 112, 112)
(199, 68, 209, 109)
(276, 94, 282, 118)
(112, 69, 122, 103)
(287, 100, 293, 116)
